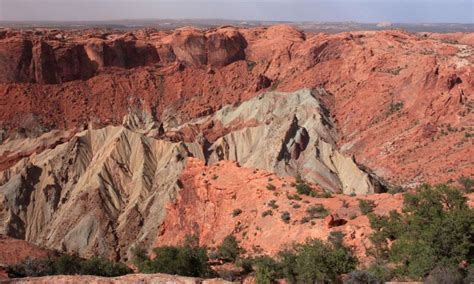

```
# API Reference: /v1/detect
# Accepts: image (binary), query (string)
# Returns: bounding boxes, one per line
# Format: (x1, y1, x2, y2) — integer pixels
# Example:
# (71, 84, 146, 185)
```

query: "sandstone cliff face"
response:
(1, 26, 471, 185)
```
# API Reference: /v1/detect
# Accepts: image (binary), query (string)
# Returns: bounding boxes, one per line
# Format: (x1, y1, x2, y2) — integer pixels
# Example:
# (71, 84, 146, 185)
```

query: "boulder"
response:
(206, 28, 247, 67)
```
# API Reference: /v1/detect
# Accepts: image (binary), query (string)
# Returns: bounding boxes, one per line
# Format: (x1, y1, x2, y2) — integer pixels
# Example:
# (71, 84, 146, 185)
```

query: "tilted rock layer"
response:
(0, 25, 473, 265)
(0, 89, 380, 261)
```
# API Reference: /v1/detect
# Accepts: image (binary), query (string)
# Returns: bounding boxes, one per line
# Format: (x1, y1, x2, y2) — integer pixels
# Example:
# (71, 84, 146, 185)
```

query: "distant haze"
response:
(0, 0, 473, 23)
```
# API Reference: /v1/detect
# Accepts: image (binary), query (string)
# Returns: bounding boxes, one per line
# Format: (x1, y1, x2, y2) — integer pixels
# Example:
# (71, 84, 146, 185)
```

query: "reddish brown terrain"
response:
(0, 24, 473, 279)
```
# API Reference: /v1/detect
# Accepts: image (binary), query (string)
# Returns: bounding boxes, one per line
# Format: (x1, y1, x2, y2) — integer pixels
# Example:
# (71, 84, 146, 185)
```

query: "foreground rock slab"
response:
(1, 274, 232, 284)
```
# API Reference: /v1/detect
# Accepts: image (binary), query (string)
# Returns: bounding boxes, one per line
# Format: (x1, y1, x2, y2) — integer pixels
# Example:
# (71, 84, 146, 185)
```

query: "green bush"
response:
(132, 235, 213, 278)
(7, 255, 131, 278)
(281, 211, 291, 223)
(267, 200, 278, 209)
(238, 238, 357, 283)
(254, 256, 281, 284)
(458, 176, 473, 192)
(266, 183, 276, 191)
(261, 210, 273, 217)
(232, 208, 242, 217)
(217, 235, 241, 262)
(292, 239, 357, 283)
(369, 184, 474, 280)
(295, 181, 314, 196)
(306, 205, 329, 219)
(286, 193, 302, 201)
(358, 199, 376, 215)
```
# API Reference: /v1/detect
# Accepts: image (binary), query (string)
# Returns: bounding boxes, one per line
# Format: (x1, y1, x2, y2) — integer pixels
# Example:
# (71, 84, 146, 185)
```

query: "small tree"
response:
(369, 184, 474, 280)
(217, 235, 241, 262)
(293, 239, 357, 283)
(132, 235, 213, 278)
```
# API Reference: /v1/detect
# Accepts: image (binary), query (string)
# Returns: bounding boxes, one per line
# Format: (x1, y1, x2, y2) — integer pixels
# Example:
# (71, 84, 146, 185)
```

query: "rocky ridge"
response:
(0, 26, 472, 186)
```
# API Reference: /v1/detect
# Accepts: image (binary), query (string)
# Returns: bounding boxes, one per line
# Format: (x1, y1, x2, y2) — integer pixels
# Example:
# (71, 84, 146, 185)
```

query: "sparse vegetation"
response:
(458, 176, 473, 192)
(249, 238, 357, 283)
(266, 183, 276, 191)
(358, 199, 376, 215)
(315, 191, 333, 198)
(7, 255, 132, 278)
(281, 211, 291, 223)
(294, 176, 315, 196)
(286, 193, 302, 201)
(368, 184, 474, 281)
(262, 209, 273, 217)
(246, 60, 256, 72)
(132, 235, 213, 277)
(217, 235, 241, 263)
(387, 185, 405, 194)
(232, 208, 242, 217)
(306, 204, 329, 219)
(387, 101, 404, 116)
(267, 200, 278, 209)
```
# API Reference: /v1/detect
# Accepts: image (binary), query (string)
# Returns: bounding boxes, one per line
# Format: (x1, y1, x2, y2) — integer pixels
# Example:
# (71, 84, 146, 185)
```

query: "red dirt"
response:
(155, 158, 405, 263)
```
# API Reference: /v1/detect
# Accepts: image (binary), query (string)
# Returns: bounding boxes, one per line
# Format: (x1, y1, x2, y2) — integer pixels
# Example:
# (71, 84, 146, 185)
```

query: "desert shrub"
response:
(369, 184, 474, 280)
(218, 270, 240, 281)
(266, 183, 276, 191)
(281, 211, 291, 223)
(246, 60, 256, 72)
(236, 257, 254, 274)
(425, 265, 464, 284)
(278, 250, 298, 283)
(217, 235, 241, 262)
(244, 239, 357, 283)
(328, 231, 345, 248)
(79, 257, 131, 277)
(387, 185, 405, 194)
(254, 256, 281, 284)
(306, 204, 329, 219)
(316, 191, 333, 198)
(267, 200, 278, 209)
(232, 208, 242, 217)
(358, 199, 376, 215)
(132, 235, 213, 277)
(387, 101, 404, 115)
(7, 255, 131, 278)
(292, 239, 357, 283)
(261, 209, 273, 217)
(344, 264, 392, 284)
(287, 193, 302, 201)
(295, 181, 314, 196)
(458, 176, 473, 192)
(344, 270, 379, 284)
(7, 258, 54, 278)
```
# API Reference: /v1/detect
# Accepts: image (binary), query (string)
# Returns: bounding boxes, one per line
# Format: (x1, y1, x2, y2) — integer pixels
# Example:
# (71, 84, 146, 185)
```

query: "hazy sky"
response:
(0, 0, 473, 23)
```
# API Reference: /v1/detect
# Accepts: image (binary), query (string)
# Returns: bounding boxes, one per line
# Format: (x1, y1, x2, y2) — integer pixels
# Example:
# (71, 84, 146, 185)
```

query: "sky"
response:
(0, 0, 473, 23)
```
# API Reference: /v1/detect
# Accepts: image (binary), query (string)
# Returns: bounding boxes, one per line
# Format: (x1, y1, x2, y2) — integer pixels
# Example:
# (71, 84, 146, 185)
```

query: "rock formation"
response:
(0, 25, 472, 269)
